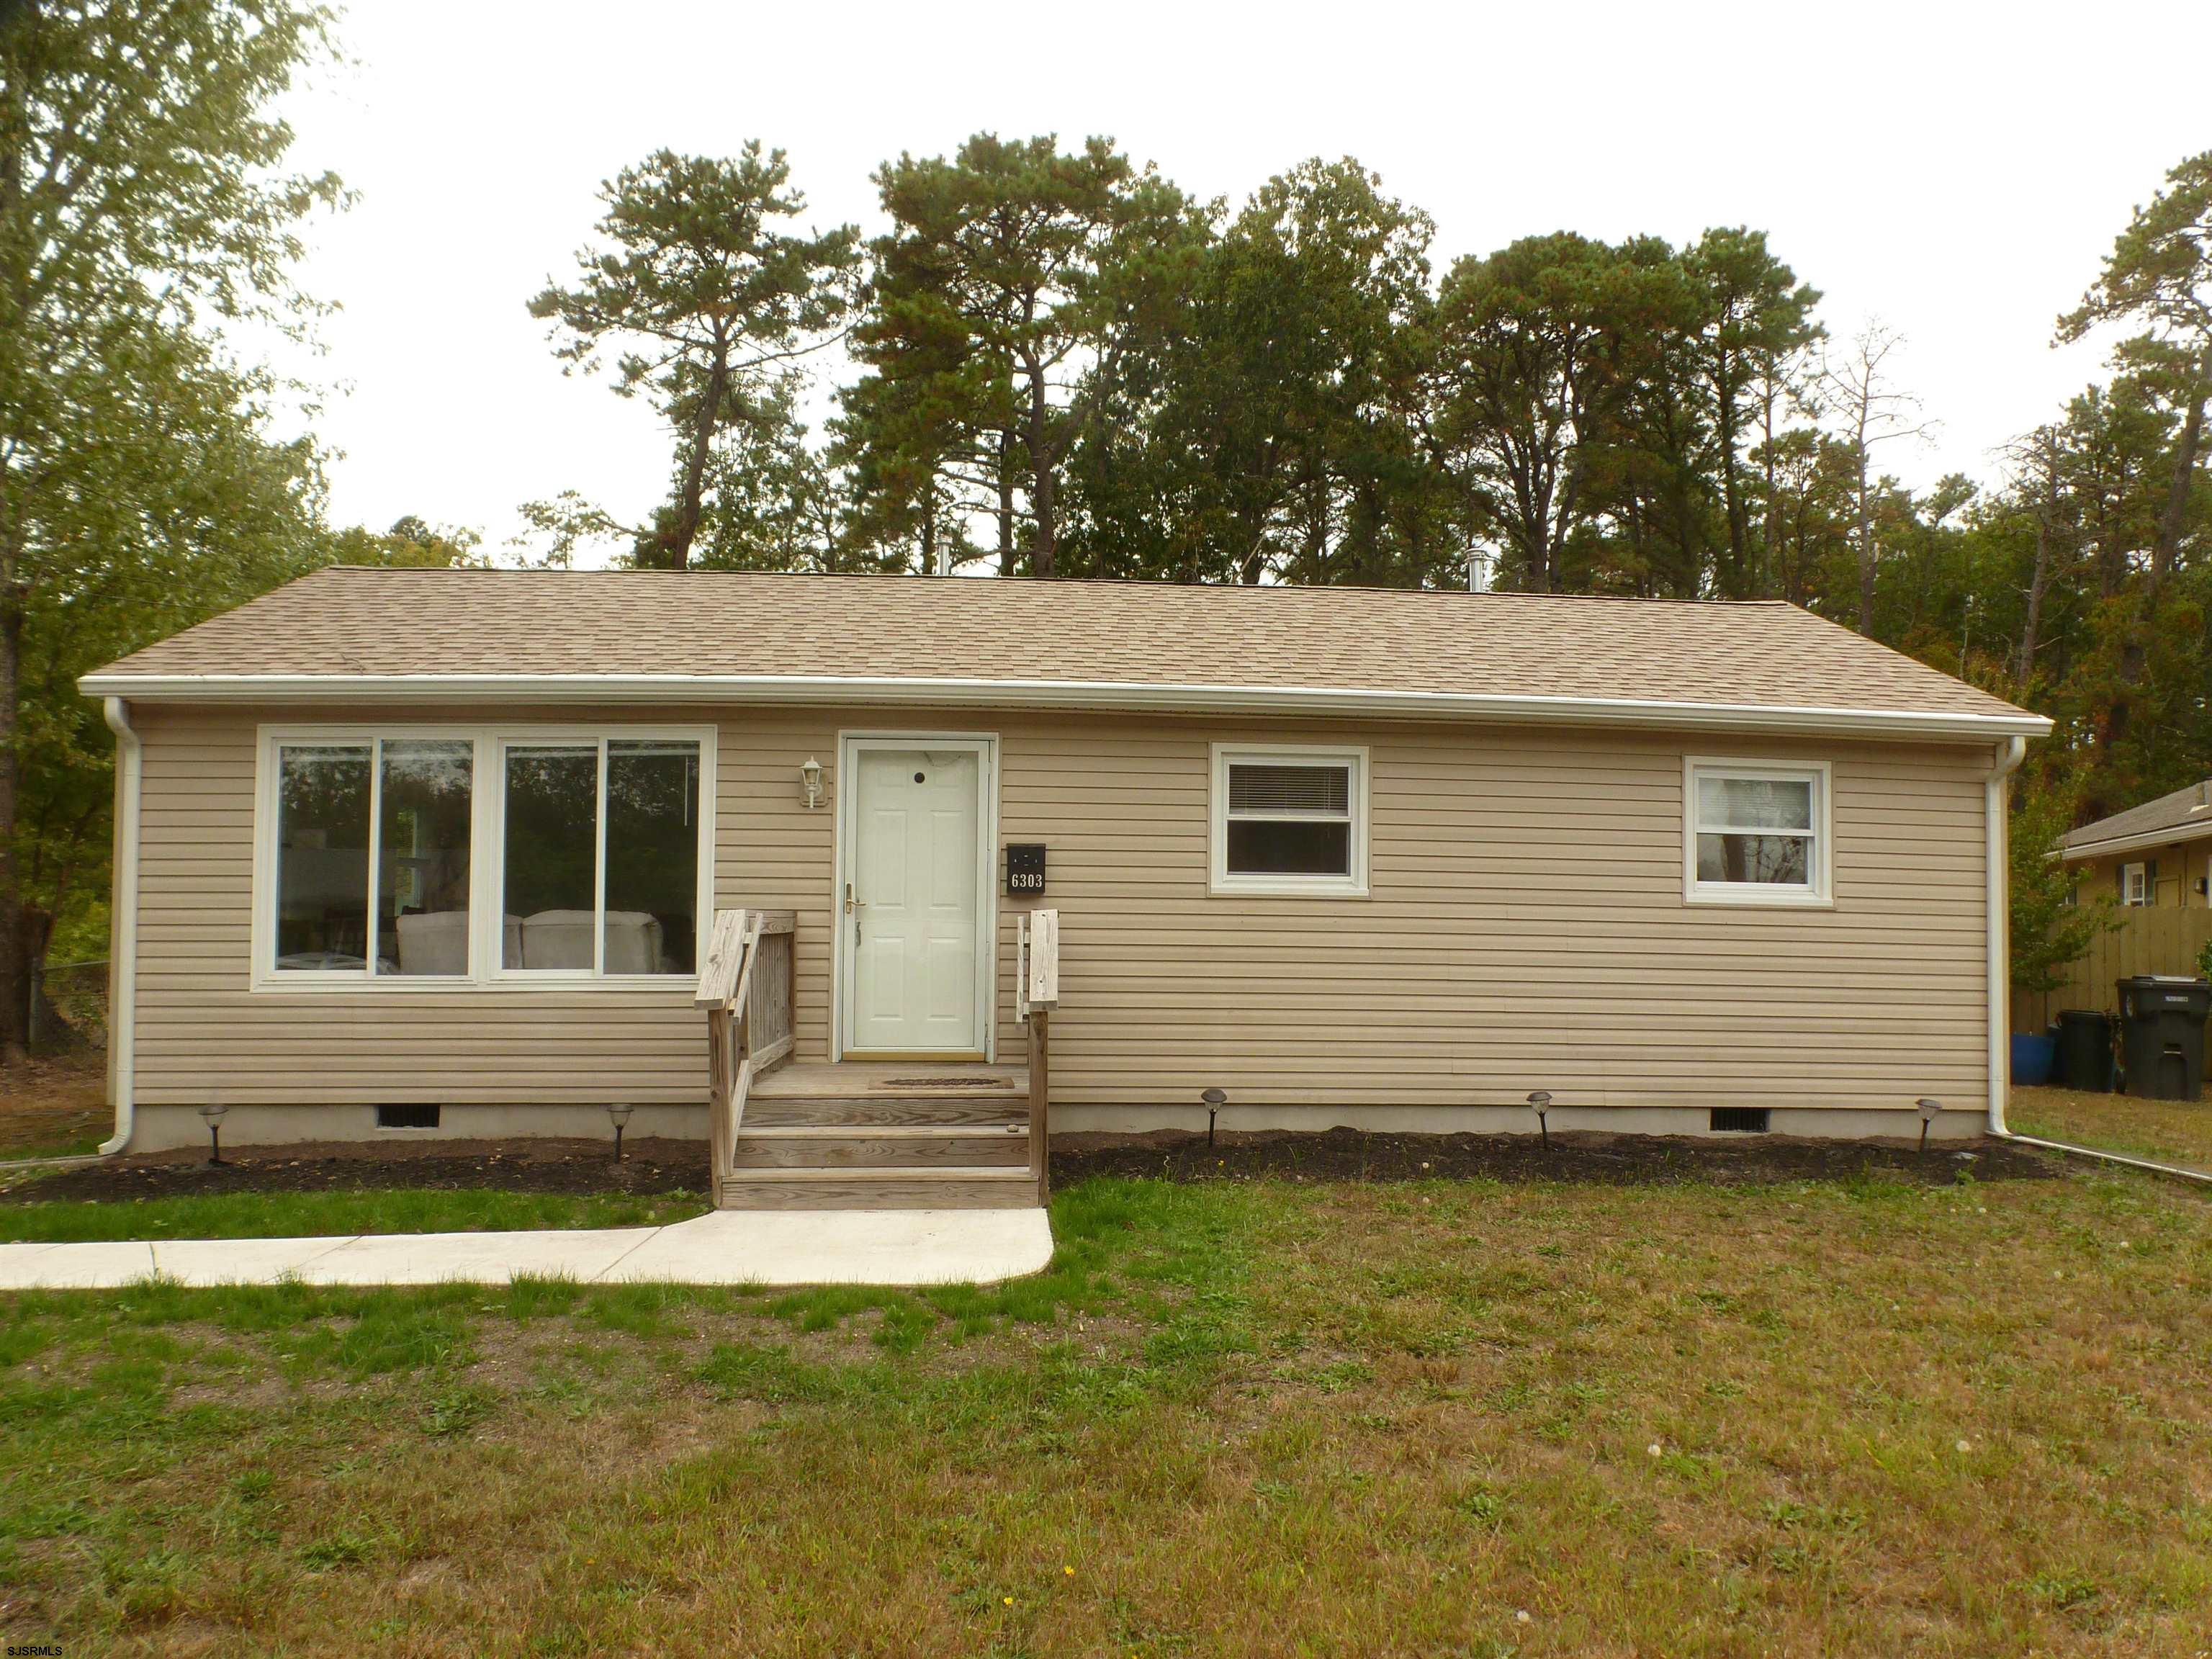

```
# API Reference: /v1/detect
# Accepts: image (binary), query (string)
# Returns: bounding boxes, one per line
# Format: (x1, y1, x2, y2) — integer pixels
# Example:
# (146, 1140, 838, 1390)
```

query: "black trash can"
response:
(2116, 976, 2212, 1101)
(2053, 1009, 2116, 1092)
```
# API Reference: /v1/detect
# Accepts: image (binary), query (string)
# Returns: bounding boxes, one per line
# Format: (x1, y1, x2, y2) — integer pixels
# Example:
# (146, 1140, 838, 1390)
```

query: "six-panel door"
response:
(844, 745, 985, 1054)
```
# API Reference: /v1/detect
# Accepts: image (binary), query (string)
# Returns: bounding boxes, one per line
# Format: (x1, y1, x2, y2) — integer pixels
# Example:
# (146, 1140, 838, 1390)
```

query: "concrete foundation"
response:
(127, 1100, 708, 1154)
(120, 1097, 1984, 1151)
(1045, 1102, 1985, 1142)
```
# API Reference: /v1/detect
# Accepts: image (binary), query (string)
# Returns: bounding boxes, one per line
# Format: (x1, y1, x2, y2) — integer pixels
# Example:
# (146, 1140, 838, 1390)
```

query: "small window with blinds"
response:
(1683, 757, 1833, 907)
(1210, 745, 1369, 896)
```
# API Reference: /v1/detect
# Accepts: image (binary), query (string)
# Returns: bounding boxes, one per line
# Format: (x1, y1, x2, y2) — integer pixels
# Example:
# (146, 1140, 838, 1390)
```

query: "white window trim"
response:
(251, 723, 715, 992)
(2121, 861, 2149, 907)
(1208, 742, 1370, 899)
(1682, 756, 1833, 909)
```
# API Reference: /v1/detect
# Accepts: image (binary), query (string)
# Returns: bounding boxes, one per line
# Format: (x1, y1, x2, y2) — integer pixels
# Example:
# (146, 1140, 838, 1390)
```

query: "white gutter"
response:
(74, 670, 2054, 744)
(1984, 735, 2028, 1136)
(100, 696, 140, 1156)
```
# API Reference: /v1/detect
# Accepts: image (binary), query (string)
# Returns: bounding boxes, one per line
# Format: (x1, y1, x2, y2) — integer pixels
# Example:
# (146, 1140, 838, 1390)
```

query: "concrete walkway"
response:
(0, 1208, 1055, 1291)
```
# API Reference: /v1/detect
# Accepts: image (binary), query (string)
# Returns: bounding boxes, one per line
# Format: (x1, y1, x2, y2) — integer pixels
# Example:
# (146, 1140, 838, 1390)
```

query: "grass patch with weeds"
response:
(0, 1184, 707, 1243)
(2011, 1082, 2212, 1171)
(3, 1159, 2210, 1655)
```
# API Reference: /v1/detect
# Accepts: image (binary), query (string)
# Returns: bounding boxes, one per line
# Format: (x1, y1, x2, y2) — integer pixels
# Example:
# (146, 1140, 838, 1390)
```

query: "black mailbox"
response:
(1006, 842, 1046, 894)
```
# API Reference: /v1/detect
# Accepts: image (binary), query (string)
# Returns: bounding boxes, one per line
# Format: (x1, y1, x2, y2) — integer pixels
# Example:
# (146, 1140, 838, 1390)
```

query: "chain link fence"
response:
(30, 958, 109, 1054)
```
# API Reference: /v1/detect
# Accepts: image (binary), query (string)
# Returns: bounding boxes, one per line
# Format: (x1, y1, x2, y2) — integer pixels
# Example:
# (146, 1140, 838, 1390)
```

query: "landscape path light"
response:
(1200, 1088, 1226, 1149)
(198, 1101, 229, 1166)
(1527, 1091, 1552, 1151)
(1916, 1097, 1943, 1156)
(607, 1102, 634, 1163)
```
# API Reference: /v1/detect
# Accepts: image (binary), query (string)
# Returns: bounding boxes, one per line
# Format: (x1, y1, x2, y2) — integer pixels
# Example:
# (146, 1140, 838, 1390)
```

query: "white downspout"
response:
(1984, 734, 2028, 1136)
(100, 696, 141, 1155)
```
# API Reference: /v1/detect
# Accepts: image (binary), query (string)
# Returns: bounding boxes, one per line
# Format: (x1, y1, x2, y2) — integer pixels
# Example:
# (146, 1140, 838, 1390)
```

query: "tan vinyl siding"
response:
(2070, 844, 2210, 909)
(125, 703, 1992, 1119)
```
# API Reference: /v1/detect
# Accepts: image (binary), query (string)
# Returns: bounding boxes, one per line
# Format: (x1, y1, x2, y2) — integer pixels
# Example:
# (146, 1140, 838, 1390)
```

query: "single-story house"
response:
(2059, 781, 2212, 908)
(82, 569, 2050, 1206)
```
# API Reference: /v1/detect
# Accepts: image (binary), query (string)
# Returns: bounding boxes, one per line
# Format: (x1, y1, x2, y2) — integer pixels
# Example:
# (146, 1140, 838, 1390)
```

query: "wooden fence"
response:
(2015, 908, 2212, 1029)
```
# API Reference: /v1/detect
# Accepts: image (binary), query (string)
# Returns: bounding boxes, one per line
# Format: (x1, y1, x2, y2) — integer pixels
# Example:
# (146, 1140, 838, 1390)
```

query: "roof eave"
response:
(2060, 818, 2212, 861)
(77, 671, 2053, 742)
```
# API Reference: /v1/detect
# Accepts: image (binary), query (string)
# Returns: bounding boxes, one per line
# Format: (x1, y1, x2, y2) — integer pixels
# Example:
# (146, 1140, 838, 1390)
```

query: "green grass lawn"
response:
(4, 1164, 2209, 1656)
(2010, 1084, 2212, 1171)
(0, 1185, 710, 1243)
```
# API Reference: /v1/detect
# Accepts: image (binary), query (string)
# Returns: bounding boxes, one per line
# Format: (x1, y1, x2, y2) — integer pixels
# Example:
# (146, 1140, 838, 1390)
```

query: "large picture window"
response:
(272, 738, 472, 976)
(1209, 745, 1369, 896)
(274, 744, 374, 970)
(1683, 758, 1831, 906)
(258, 727, 710, 986)
(500, 737, 702, 976)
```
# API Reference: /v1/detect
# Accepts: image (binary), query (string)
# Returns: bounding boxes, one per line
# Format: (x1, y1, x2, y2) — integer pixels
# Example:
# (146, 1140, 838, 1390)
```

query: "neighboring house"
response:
(2060, 781, 2212, 909)
(82, 569, 2049, 1203)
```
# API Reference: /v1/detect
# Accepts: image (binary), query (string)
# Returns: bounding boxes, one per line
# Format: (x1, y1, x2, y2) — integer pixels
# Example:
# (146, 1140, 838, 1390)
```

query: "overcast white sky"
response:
(269, 0, 2211, 562)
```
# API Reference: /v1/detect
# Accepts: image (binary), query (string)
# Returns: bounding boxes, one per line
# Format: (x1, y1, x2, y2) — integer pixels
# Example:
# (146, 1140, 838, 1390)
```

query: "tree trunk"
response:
(1853, 449, 1875, 633)
(1023, 364, 1056, 578)
(2016, 510, 2051, 687)
(0, 553, 25, 1064)
(1759, 379, 1780, 598)
(2151, 365, 2206, 588)
(1716, 372, 1749, 597)
(0, 40, 32, 1062)
(649, 333, 729, 570)
(1301, 463, 1327, 579)
(2094, 369, 2203, 765)
(994, 428, 1016, 575)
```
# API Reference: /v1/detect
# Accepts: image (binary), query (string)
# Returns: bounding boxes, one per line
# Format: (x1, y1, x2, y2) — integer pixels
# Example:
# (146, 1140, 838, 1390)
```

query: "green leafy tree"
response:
(1, 0, 345, 1059)
(2059, 150, 2212, 585)
(2051, 152, 2212, 782)
(688, 377, 883, 572)
(527, 145, 859, 570)
(1681, 228, 1822, 597)
(833, 281, 1012, 575)
(1067, 157, 1449, 588)
(855, 133, 1197, 577)
(2008, 789, 2113, 999)
(1417, 233, 1677, 592)
(1575, 237, 1717, 598)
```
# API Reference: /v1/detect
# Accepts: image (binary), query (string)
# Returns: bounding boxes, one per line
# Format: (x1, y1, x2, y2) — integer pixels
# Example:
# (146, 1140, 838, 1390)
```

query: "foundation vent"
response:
(1709, 1107, 1771, 1134)
(376, 1103, 441, 1130)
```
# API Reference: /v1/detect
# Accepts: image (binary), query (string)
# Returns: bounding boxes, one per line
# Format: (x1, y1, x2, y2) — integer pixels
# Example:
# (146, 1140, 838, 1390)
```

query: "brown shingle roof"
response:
(81, 567, 2046, 737)
(2062, 780, 2212, 858)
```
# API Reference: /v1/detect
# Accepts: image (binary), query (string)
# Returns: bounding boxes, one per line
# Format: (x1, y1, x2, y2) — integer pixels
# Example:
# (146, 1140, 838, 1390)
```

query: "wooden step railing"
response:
(696, 907, 796, 1190)
(1015, 909, 1060, 1205)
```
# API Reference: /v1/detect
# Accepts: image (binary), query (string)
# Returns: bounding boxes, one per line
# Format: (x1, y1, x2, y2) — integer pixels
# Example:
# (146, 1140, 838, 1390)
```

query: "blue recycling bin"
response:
(2010, 1031, 2055, 1087)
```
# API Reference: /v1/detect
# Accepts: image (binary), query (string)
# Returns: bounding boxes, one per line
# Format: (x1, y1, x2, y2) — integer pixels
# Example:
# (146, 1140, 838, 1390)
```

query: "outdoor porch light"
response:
(799, 756, 825, 809)
(1527, 1090, 1552, 1151)
(198, 1101, 229, 1166)
(607, 1102, 634, 1163)
(1201, 1087, 1227, 1148)
(1915, 1097, 1943, 1155)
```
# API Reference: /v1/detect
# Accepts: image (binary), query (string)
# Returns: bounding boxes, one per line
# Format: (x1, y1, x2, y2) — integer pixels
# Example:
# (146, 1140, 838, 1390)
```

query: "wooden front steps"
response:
(716, 1061, 1037, 1210)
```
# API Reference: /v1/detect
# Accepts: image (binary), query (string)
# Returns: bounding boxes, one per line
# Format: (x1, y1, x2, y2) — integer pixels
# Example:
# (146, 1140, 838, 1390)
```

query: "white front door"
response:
(842, 740, 989, 1055)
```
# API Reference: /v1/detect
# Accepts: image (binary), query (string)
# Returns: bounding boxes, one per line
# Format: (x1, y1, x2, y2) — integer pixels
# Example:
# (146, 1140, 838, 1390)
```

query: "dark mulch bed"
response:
(1051, 1127, 2067, 1187)
(1, 1136, 709, 1205)
(4, 1127, 2067, 1206)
